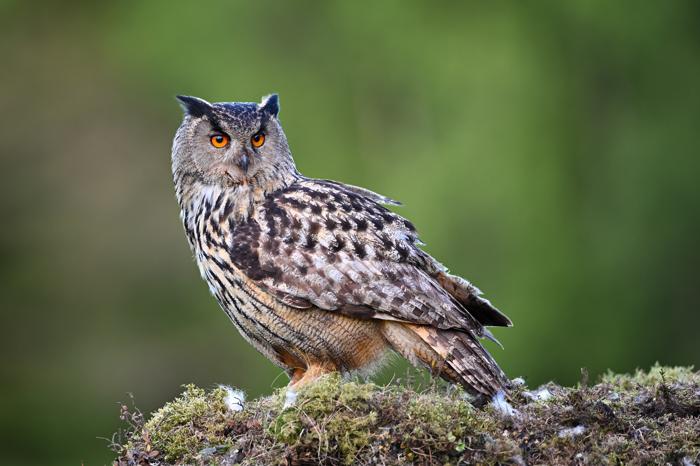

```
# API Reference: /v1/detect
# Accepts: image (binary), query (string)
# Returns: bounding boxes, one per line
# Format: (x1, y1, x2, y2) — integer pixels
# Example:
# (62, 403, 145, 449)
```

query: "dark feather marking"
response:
(230, 295, 296, 349)
(204, 229, 225, 248)
(203, 198, 213, 221)
(194, 207, 206, 250)
(304, 236, 317, 250)
(264, 197, 285, 216)
(329, 237, 346, 252)
(370, 217, 384, 230)
(325, 218, 337, 230)
(230, 284, 298, 347)
(262, 239, 274, 253)
(352, 240, 367, 259)
(309, 221, 321, 235)
(222, 199, 234, 219)
(396, 244, 409, 261)
(213, 191, 225, 211)
(330, 191, 346, 204)
(281, 196, 306, 210)
(337, 303, 376, 319)
(207, 115, 226, 135)
(212, 256, 233, 273)
(380, 212, 394, 223)
(378, 233, 393, 249)
(290, 216, 303, 231)
(263, 198, 284, 237)
(229, 222, 281, 281)
(261, 261, 282, 281)
(266, 216, 277, 237)
(208, 214, 223, 237)
(298, 186, 328, 200)
(276, 208, 291, 229)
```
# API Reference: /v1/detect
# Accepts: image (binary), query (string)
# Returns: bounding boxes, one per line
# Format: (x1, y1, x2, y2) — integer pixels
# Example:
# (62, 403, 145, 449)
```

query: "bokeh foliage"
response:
(1, 1, 698, 464)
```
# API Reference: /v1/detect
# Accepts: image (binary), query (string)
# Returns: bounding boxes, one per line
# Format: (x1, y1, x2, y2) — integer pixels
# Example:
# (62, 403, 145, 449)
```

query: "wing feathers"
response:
(227, 178, 509, 335)
(435, 272, 512, 327)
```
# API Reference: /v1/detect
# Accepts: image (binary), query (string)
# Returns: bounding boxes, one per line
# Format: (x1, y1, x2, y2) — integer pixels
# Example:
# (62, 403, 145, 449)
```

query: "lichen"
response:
(114, 366, 700, 465)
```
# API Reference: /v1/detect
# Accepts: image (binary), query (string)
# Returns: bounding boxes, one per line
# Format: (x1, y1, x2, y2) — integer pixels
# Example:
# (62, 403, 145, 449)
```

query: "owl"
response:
(172, 94, 512, 404)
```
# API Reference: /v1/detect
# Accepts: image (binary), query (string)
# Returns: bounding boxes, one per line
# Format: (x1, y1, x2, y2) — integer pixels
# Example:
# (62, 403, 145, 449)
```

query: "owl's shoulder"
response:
(264, 178, 409, 227)
(261, 178, 417, 240)
(241, 178, 429, 269)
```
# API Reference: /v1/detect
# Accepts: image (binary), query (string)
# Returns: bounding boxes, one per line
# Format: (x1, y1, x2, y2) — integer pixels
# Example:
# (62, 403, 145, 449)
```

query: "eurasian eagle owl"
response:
(172, 94, 512, 404)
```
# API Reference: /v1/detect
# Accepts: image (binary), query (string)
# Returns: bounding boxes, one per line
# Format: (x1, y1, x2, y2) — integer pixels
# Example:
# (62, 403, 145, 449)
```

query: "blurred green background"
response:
(2, 1, 699, 464)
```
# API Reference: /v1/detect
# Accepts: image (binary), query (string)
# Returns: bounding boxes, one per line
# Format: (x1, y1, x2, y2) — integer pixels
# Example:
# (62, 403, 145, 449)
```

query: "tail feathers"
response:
(435, 272, 512, 328)
(438, 330, 510, 398)
(383, 322, 509, 401)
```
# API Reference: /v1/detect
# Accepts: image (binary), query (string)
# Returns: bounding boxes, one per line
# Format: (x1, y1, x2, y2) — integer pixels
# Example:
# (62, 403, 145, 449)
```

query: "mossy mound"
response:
(114, 364, 700, 465)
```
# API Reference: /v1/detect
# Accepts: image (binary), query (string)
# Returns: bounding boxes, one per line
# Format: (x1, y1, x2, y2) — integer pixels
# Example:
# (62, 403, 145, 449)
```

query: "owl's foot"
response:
(289, 363, 337, 389)
(283, 363, 337, 408)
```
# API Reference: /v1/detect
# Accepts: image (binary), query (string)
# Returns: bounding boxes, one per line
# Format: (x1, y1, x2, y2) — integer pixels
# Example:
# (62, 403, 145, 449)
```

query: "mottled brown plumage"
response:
(172, 94, 512, 402)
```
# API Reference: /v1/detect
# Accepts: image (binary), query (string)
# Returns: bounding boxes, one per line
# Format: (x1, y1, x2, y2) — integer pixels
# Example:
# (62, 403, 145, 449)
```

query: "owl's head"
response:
(172, 94, 296, 188)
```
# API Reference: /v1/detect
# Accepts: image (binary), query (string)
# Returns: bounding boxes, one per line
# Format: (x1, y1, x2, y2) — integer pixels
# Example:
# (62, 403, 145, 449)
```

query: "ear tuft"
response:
(259, 93, 280, 117)
(176, 95, 213, 118)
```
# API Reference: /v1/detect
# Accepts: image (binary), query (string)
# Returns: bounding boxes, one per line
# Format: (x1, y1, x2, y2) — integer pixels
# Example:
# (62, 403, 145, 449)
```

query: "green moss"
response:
(398, 392, 475, 460)
(139, 384, 233, 463)
(601, 363, 698, 389)
(270, 374, 380, 464)
(115, 366, 700, 465)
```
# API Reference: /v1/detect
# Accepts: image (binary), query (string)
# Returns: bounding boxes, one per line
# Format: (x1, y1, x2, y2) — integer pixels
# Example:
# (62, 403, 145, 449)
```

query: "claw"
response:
(481, 328, 504, 349)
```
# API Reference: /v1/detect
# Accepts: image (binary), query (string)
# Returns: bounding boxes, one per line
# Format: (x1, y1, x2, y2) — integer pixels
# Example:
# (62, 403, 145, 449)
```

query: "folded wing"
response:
(227, 178, 509, 336)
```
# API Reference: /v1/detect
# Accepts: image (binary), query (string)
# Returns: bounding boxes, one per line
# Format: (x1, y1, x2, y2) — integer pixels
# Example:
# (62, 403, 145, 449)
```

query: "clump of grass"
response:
(114, 366, 700, 465)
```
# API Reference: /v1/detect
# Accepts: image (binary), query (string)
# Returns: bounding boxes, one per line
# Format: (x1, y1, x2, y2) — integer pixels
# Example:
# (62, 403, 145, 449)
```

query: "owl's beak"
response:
(238, 153, 249, 174)
(227, 140, 250, 175)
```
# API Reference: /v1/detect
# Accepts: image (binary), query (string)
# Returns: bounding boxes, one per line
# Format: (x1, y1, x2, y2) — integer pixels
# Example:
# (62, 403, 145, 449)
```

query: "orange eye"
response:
(210, 134, 229, 148)
(251, 132, 265, 148)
